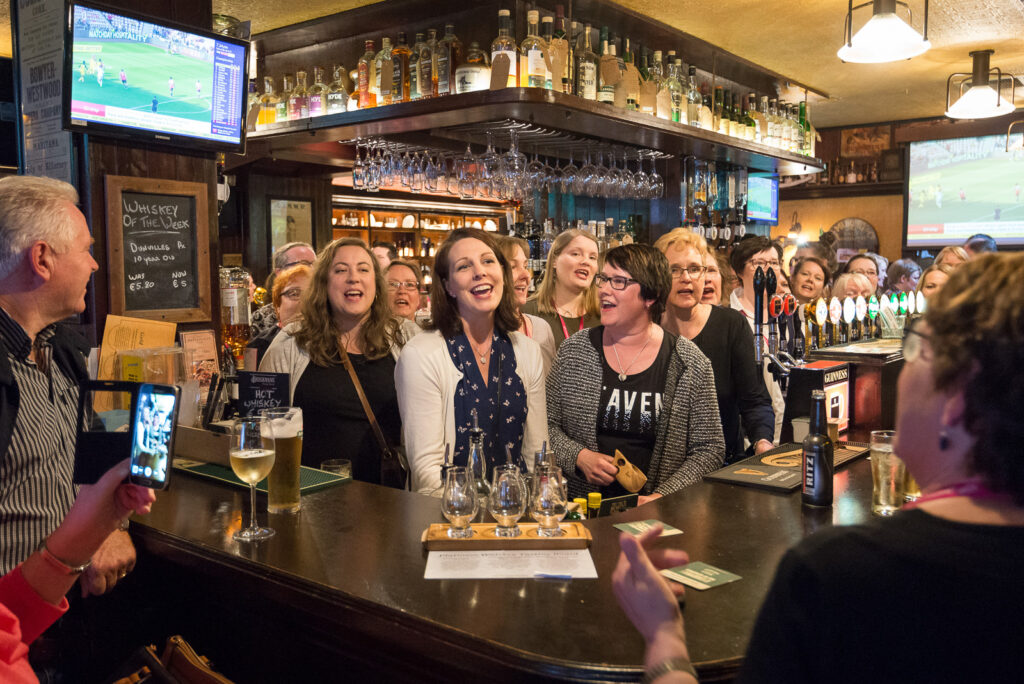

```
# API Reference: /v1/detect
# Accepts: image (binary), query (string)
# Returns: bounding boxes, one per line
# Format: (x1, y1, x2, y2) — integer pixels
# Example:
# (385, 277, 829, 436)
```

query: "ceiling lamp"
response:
(837, 0, 930, 63)
(945, 50, 1017, 120)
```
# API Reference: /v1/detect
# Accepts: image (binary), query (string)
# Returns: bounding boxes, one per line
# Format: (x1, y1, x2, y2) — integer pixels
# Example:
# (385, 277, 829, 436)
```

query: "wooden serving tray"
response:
(422, 522, 592, 551)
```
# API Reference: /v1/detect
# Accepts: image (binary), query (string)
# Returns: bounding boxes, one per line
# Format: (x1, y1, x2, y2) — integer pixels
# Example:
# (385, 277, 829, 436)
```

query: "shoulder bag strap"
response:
(338, 343, 391, 454)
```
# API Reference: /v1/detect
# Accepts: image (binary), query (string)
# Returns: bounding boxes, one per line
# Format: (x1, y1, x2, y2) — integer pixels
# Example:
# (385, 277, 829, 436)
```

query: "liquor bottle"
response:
(743, 94, 757, 141)
(467, 409, 490, 519)
(699, 86, 714, 130)
(685, 65, 701, 127)
(326, 65, 349, 115)
(424, 29, 440, 97)
(748, 93, 762, 142)
(575, 23, 598, 101)
(726, 91, 738, 137)
(391, 32, 412, 103)
(731, 93, 742, 138)
(622, 38, 638, 111)
(455, 42, 490, 94)
(436, 24, 462, 96)
(801, 101, 815, 157)
(276, 73, 293, 121)
(220, 267, 251, 370)
(801, 389, 834, 507)
(522, 11, 546, 88)
(287, 70, 309, 120)
(307, 66, 329, 117)
(713, 86, 725, 134)
(256, 76, 278, 129)
(409, 32, 425, 100)
(649, 50, 664, 85)
(491, 10, 518, 88)
(541, 15, 554, 90)
(759, 95, 771, 145)
(666, 59, 684, 123)
(768, 98, 780, 148)
(358, 40, 377, 108)
(554, 8, 572, 94)
(246, 79, 259, 128)
(374, 38, 393, 106)
(597, 28, 615, 104)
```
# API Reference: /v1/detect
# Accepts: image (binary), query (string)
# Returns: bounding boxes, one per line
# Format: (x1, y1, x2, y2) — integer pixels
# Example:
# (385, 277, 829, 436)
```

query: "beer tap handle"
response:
(753, 266, 765, 364)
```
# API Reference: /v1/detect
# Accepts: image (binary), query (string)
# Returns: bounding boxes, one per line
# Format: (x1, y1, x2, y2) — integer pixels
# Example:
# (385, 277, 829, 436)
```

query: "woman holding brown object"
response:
(396, 229, 548, 495)
(495, 235, 556, 374)
(523, 229, 601, 349)
(547, 244, 724, 504)
(260, 238, 418, 483)
(613, 253, 1024, 683)
(656, 229, 774, 464)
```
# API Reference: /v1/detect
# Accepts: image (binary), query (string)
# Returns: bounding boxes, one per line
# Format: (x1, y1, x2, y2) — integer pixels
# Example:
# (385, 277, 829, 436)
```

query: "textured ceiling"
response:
(2, 0, 1022, 128)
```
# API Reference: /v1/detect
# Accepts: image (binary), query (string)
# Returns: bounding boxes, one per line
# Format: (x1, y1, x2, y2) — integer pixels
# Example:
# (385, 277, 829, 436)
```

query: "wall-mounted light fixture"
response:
(837, 0, 930, 64)
(945, 50, 1017, 120)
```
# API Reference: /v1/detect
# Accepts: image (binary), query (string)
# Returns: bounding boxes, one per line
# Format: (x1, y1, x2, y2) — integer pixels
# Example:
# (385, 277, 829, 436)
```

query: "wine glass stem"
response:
(249, 483, 258, 532)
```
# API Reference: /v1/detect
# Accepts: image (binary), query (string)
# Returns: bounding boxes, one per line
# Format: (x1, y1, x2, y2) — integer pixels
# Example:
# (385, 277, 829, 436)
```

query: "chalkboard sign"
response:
(106, 176, 211, 322)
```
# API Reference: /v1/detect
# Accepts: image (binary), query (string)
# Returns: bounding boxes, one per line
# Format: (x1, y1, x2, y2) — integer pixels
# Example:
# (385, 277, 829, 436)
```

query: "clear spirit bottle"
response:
(491, 9, 518, 89)
(521, 11, 546, 88)
(326, 65, 349, 115)
(541, 15, 554, 90)
(276, 73, 293, 121)
(574, 24, 598, 101)
(307, 66, 328, 117)
(686, 65, 701, 127)
(436, 24, 462, 96)
(357, 40, 377, 108)
(666, 59, 684, 123)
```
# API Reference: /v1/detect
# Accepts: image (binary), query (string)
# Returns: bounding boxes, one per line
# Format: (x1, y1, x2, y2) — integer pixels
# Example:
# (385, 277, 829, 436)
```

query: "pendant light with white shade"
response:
(837, 0, 931, 64)
(945, 50, 1017, 120)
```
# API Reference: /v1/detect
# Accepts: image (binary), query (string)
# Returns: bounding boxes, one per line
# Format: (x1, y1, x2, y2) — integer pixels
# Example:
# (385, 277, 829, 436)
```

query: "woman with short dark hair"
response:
(396, 229, 548, 495)
(547, 244, 724, 504)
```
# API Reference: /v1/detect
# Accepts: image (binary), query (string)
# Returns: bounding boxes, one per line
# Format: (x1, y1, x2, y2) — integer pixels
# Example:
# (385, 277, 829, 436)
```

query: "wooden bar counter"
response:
(126, 456, 875, 683)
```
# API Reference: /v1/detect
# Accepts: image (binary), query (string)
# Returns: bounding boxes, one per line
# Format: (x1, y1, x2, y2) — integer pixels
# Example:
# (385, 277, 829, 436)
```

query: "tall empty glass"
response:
(441, 465, 478, 538)
(262, 407, 303, 513)
(870, 430, 904, 516)
(489, 464, 527, 537)
(230, 415, 275, 541)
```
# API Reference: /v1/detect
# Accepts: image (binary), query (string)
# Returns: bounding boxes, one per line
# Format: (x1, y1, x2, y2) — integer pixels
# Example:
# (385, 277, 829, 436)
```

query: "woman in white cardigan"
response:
(396, 229, 548, 495)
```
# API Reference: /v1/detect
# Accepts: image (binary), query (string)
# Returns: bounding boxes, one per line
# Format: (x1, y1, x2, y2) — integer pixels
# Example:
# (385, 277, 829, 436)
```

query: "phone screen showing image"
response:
(129, 384, 179, 489)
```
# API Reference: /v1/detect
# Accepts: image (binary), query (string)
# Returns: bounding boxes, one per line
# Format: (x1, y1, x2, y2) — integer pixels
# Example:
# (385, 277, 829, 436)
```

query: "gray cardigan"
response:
(546, 327, 725, 499)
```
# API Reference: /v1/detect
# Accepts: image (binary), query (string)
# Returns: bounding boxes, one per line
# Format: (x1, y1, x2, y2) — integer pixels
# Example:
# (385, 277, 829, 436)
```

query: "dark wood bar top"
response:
(129, 455, 875, 683)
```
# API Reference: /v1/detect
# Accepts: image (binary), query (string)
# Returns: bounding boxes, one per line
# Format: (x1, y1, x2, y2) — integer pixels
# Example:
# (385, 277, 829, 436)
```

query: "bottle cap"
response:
(499, 9, 510, 16)
(574, 497, 588, 510)
(528, 10, 539, 22)
(587, 492, 602, 506)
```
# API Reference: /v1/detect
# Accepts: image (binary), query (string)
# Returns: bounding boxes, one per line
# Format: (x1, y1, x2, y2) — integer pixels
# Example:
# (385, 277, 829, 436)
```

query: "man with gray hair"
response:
(251, 241, 316, 336)
(0, 176, 135, 595)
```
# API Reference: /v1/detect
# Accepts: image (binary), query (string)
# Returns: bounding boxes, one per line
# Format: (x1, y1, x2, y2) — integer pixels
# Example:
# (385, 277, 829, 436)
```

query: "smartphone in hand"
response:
(128, 384, 180, 489)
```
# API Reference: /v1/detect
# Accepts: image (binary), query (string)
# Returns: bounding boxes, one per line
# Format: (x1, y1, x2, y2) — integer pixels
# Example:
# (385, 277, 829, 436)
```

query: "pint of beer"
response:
(262, 407, 303, 513)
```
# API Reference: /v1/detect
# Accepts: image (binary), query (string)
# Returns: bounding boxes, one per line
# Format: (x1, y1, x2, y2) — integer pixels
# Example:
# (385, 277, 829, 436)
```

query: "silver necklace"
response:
(611, 328, 652, 382)
(469, 336, 493, 365)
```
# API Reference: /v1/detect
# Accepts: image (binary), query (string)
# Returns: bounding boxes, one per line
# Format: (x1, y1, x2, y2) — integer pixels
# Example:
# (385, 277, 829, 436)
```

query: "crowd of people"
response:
(0, 172, 1014, 683)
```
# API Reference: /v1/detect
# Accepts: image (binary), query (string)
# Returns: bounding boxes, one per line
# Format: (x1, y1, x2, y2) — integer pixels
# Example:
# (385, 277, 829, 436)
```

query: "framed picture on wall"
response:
(878, 149, 904, 182)
(269, 198, 313, 254)
(841, 125, 891, 158)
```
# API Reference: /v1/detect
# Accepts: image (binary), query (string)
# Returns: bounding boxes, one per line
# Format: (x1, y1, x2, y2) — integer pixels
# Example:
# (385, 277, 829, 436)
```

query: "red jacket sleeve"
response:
(0, 565, 69, 681)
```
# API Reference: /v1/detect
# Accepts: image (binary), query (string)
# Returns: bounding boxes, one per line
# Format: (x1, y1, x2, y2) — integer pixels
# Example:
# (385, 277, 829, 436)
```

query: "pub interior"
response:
(2, 0, 1024, 682)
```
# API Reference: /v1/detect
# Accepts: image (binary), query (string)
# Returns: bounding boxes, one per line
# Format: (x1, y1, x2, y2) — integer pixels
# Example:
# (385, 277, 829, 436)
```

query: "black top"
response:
(594, 326, 674, 498)
(292, 354, 399, 483)
(739, 509, 1024, 684)
(691, 306, 774, 463)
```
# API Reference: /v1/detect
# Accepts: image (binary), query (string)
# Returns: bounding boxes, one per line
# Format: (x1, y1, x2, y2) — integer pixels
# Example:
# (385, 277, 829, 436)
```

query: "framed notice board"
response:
(105, 175, 211, 322)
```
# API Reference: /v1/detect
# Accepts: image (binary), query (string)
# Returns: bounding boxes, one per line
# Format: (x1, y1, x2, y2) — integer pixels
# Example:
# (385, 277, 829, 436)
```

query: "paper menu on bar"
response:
(424, 550, 597, 580)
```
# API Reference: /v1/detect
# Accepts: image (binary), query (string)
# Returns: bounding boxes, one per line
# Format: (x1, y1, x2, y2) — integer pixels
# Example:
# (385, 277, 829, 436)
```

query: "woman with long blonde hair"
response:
(261, 238, 419, 484)
(523, 229, 601, 349)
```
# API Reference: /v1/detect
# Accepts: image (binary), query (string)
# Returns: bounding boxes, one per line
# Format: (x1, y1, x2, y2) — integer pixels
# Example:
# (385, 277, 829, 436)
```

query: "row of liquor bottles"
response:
(511, 215, 646, 272)
(249, 8, 816, 157)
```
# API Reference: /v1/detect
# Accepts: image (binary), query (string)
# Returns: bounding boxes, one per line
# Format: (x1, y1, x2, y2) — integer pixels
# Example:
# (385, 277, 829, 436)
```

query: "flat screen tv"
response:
(747, 176, 778, 223)
(63, 1, 249, 153)
(906, 134, 1024, 249)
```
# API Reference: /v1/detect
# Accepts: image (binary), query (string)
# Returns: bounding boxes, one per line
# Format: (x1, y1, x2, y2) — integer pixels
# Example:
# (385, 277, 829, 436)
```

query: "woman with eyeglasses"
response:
(656, 230, 775, 464)
(843, 253, 883, 295)
(612, 252, 1024, 683)
(246, 263, 311, 368)
(384, 259, 424, 322)
(396, 229, 548, 495)
(523, 229, 601, 350)
(729, 235, 789, 443)
(495, 235, 557, 375)
(260, 238, 419, 483)
(547, 243, 724, 504)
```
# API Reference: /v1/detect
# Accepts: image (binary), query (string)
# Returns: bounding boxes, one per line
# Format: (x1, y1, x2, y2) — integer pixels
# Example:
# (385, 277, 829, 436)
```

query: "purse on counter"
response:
(339, 344, 410, 490)
(614, 449, 648, 493)
(109, 635, 235, 684)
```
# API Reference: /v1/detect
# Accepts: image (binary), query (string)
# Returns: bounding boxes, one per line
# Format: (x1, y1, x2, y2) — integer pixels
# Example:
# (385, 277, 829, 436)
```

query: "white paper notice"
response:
(424, 550, 598, 580)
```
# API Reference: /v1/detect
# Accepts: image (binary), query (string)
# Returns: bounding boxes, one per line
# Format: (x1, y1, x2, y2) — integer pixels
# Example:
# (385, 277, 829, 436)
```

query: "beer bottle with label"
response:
(802, 389, 834, 507)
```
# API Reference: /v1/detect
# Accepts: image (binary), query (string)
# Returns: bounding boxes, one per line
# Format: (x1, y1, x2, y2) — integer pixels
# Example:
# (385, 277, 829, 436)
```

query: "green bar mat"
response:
(172, 460, 348, 495)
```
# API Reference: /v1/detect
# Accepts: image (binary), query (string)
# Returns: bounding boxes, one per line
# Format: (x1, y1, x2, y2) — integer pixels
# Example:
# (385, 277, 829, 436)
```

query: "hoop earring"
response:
(938, 430, 951, 451)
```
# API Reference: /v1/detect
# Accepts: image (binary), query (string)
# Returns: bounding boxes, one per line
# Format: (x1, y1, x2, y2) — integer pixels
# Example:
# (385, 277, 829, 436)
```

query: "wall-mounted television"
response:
(906, 134, 1024, 249)
(747, 176, 778, 223)
(63, 1, 249, 153)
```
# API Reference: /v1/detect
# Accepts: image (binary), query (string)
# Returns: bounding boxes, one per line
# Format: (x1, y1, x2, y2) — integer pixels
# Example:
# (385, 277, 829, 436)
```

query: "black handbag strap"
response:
(338, 342, 392, 456)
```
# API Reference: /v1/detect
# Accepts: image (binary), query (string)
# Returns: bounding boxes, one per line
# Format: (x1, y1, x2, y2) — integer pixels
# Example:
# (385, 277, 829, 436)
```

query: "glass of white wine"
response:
(230, 415, 276, 541)
(489, 464, 527, 538)
(441, 465, 478, 538)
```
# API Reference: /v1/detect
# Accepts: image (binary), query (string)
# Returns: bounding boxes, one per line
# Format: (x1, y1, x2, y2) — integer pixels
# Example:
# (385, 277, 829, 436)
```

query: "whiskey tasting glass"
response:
(441, 465, 478, 538)
(489, 464, 528, 537)
(530, 465, 568, 537)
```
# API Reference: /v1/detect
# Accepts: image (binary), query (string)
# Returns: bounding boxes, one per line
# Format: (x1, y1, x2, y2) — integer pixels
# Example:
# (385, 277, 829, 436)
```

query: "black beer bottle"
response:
(802, 389, 834, 507)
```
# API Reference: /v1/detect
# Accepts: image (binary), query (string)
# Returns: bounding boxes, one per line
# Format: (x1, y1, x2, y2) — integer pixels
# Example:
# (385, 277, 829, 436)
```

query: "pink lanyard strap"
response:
(902, 480, 1011, 509)
(557, 313, 585, 340)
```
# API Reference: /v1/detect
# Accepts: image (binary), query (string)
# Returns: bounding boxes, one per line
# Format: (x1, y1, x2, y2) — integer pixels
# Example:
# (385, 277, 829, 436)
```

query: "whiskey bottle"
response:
(357, 40, 377, 108)
(391, 32, 412, 103)
(597, 28, 616, 104)
(424, 29, 440, 97)
(374, 37, 393, 105)
(491, 9, 518, 88)
(436, 23, 462, 96)
(574, 23, 598, 101)
(455, 42, 490, 94)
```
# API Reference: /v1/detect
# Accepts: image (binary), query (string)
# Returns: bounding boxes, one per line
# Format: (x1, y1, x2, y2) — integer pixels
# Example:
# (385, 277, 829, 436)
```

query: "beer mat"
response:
(172, 459, 348, 494)
(703, 442, 870, 492)
(613, 520, 683, 537)
(661, 561, 741, 591)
